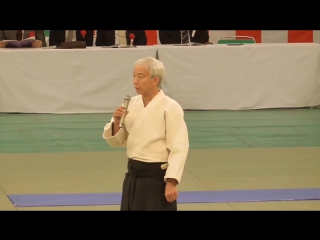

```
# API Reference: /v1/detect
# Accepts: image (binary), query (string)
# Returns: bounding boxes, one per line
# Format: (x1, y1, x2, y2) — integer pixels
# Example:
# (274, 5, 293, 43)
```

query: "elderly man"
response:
(102, 57, 189, 211)
(0, 30, 46, 47)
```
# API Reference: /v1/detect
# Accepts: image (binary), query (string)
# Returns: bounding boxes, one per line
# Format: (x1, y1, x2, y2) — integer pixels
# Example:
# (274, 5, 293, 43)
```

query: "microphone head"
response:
(129, 33, 135, 39)
(124, 95, 131, 101)
(120, 95, 131, 128)
(123, 95, 131, 109)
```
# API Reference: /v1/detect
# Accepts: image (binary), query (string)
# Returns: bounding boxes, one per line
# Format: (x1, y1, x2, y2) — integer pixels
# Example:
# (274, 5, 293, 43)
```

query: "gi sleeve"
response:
(164, 104, 189, 184)
(102, 117, 128, 148)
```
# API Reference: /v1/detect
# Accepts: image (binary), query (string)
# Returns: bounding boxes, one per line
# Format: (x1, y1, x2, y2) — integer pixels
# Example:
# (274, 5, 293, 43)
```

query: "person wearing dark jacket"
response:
(159, 30, 209, 44)
(49, 30, 94, 46)
(126, 30, 147, 45)
(96, 30, 147, 46)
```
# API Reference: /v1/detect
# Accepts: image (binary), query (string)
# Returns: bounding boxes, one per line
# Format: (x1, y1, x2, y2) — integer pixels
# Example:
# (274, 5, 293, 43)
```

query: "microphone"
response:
(129, 33, 135, 47)
(80, 30, 87, 39)
(119, 95, 131, 128)
(28, 31, 35, 38)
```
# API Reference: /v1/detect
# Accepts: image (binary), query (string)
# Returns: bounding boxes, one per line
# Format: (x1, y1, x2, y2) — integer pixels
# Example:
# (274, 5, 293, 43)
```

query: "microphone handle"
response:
(119, 102, 129, 128)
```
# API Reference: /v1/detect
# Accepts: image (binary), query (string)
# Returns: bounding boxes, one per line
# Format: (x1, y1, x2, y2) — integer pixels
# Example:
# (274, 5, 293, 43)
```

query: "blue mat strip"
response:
(8, 188, 320, 207)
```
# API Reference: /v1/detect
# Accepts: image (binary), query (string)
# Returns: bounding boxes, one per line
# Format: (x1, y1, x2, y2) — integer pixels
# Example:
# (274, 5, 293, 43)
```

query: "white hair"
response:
(134, 57, 166, 87)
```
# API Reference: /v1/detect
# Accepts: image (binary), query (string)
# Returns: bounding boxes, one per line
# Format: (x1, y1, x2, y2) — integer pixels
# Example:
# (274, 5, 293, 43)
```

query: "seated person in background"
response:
(159, 30, 209, 44)
(126, 30, 147, 46)
(95, 30, 147, 46)
(0, 30, 46, 47)
(95, 30, 118, 46)
(48, 30, 94, 46)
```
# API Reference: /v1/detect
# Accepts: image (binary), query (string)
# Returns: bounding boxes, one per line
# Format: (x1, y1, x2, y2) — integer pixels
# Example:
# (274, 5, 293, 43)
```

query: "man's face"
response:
(133, 64, 158, 95)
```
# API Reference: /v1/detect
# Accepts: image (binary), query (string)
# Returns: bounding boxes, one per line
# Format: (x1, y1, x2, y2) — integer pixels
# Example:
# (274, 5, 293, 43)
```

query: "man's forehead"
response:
(133, 65, 149, 74)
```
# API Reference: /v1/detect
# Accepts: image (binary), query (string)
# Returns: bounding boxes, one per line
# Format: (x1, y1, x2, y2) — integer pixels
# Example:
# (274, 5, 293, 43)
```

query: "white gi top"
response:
(102, 90, 189, 184)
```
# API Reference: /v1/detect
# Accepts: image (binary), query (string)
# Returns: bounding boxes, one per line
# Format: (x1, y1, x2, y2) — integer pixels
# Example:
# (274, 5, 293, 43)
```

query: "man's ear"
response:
(153, 76, 160, 86)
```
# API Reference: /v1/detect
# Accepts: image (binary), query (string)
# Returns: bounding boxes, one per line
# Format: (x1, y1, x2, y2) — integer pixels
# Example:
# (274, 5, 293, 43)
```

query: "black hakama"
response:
(120, 159, 177, 211)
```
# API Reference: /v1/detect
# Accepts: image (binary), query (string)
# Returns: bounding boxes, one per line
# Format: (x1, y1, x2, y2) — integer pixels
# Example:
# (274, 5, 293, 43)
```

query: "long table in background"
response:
(158, 43, 320, 110)
(1, 43, 320, 113)
(0, 47, 157, 113)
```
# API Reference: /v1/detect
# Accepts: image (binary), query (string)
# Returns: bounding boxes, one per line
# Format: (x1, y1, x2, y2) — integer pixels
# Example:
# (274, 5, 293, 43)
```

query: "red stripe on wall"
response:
(288, 30, 313, 43)
(235, 30, 262, 43)
(145, 30, 158, 45)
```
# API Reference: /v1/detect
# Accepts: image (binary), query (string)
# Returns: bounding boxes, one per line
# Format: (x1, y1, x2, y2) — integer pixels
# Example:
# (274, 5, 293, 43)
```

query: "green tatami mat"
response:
(1, 108, 320, 153)
(1, 148, 319, 195)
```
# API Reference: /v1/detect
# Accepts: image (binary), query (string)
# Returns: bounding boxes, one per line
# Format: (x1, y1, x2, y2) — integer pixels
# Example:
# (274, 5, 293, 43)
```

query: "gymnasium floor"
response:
(1, 108, 320, 210)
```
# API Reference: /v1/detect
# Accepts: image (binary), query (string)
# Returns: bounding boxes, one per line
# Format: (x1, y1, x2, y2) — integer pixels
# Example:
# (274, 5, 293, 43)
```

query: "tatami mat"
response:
(8, 188, 320, 207)
(1, 108, 320, 210)
(1, 109, 320, 153)
(0, 187, 15, 210)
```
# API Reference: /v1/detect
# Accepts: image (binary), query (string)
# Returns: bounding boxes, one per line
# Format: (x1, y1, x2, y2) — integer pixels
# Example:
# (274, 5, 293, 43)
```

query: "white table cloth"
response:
(0, 47, 157, 113)
(158, 43, 320, 110)
(1, 43, 320, 113)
